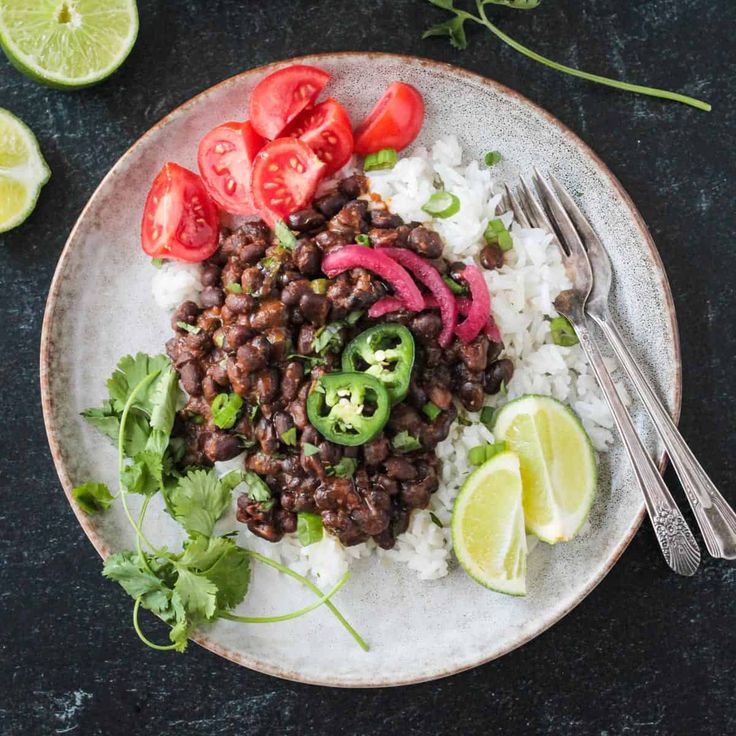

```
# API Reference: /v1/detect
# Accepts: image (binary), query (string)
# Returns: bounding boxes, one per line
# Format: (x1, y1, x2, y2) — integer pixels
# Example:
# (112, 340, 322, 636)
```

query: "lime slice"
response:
(0, 108, 50, 233)
(452, 451, 527, 595)
(494, 395, 596, 544)
(0, 0, 139, 89)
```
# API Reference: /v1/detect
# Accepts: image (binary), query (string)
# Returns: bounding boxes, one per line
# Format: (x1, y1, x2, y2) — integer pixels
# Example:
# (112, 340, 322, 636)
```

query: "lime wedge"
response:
(0, 108, 50, 233)
(493, 395, 596, 544)
(0, 0, 139, 89)
(452, 451, 527, 595)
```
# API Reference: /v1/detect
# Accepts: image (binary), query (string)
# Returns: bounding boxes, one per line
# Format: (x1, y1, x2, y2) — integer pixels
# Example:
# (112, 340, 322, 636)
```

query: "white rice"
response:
(156, 135, 626, 585)
(151, 260, 203, 311)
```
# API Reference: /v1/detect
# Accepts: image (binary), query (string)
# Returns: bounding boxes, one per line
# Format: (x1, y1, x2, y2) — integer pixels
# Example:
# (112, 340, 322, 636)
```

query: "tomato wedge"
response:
(250, 64, 331, 139)
(251, 138, 327, 225)
(197, 121, 265, 215)
(141, 163, 219, 262)
(283, 98, 354, 176)
(354, 82, 425, 156)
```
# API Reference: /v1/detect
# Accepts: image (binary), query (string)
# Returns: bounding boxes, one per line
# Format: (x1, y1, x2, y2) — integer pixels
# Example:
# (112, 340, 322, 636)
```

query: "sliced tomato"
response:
(283, 98, 354, 176)
(251, 138, 327, 225)
(354, 82, 425, 156)
(197, 121, 265, 215)
(141, 163, 219, 262)
(250, 64, 331, 139)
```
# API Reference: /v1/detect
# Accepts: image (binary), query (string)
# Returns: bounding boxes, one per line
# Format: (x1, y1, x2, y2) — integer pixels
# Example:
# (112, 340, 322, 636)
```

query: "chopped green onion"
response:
(151, 257, 164, 269)
(497, 231, 513, 252)
(429, 512, 444, 528)
(443, 275, 467, 296)
(363, 148, 398, 172)
(176, 321, 201, 335)
(297, 512, 324, 546)
(280, 427, 297, 446)
(422, 191, 460, 219)
(211, 392, 244, 429)
(457, 413, 472, 427)
(226, 282, 243, 294)
(274, 219, 298, 250)
(484, 218, 514, 252)
(302, 442, 321, 457)
(499, 380, 508, 396)
(468, 441, 506, 466)
(355, 233, 371, 247)
(422, 402, 442, 421)
(346, 310, 363, 326)
(484, 151, 502, 167)
(550, 316, 579, 346)
(311, 278, 329, 294)
(479, 406, 495, 430)
(392, 431, 422, 453)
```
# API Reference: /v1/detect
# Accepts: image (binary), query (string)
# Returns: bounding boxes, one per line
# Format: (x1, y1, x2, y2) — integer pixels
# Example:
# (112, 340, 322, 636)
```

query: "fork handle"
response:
(570, 315, 700, 575)
(592, 315, 736, 559)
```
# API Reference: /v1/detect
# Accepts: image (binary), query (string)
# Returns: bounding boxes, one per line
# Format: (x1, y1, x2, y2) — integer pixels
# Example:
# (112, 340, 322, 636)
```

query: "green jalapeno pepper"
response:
(306, 371, 390, 446)
(341, 324, 415, 404)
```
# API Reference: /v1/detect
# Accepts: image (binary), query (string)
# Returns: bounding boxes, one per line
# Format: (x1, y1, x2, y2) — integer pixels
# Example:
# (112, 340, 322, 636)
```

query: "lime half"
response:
(0, 108, 50, 233)
(494, 395, 596, 544)
(452, 451, 527, 596)
(0, 0, 139, 89)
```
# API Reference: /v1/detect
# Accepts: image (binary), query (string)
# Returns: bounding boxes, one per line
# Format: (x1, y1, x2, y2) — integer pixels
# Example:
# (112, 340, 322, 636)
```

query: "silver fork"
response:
(504, 177, 701, 576)
(543, 175, 736, 560)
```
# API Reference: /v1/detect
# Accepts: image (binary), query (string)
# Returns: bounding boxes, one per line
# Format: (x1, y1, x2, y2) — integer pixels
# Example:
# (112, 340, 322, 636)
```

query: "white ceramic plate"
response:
(41, 53, 680, 687)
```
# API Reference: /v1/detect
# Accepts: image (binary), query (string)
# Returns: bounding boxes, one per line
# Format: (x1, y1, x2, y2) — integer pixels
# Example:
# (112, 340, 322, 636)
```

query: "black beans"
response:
(370, 209, 404, 228)
(201, 263, 221, 287)
(281, 278, 311, 307)
(287, 207, 326, 232)
(480, 243, 504, 270)
(293, 238, 322, 276)
(224, 324, 252, 350)
(281, 362, 304, 402)
(236, 338, 269, 373)
(250, 299, 288, 330)
(483, 358, 514, 395)
(199, 286, 225, 308)
(254, 368, 279, 403)
(407, 226, 444, 258)
(272, 411, 294, 439)
(204, 432, 243, 462)
(179, 361, 203, 396)
(314, 230, 348, 252)
(458, 381, 485, 412)
(314, 190, 349, 218)
(296, 324, 316, 354)
(238, 242, 267, 265)
(298, 291, 330, 326)
(384, 456, 418, 481)
(363, 435, 390, 465)
(172, 301, 199, 332)
(338, 174, 368, 199)
(459, 336, 489, 373)
(224, 292, 253, 314)
(410, 312, 442, 342)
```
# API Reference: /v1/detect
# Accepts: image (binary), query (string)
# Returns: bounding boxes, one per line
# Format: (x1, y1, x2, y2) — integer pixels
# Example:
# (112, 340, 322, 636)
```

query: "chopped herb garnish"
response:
(422, 402, 442, 421)
(468, 441, 507, 466)
(457, 413, 472, 427)
(297, 512, 324, 546)
(422, 191, 460, 219)
(71, 482, 114, 515)
(363, 147, 398, 172)
(329, 457, 357, 478)
(392, 431, 422, 453)
(248, 401, 259, 422)
(274, 219, 298, 250)
(479, 406, 495, 430)
(226, 282, 243, 294)
(310, 278, 329, 295)
(189, 413, 205, 426)
(484, 218, 513, 252)
(443, 275, 468, 296)
(280, 427, 297, 446)
(429, 511, 444, 528)
(151, 258, 164, 269)
(346, 310, 363, 326)
(213, 332, 224, 348)
(499, 380, 508, 396)
(244, 471, 271, 503)
(302, 442, 321, 457)
(287, 353, 327, 369)
(550, 316, 579, 347)
(260, 256, 281, 277)
(484, 151, 502, 167)
(211, 392, 244, 429)
(355, 234, 371, 247)
(176, 321, 201, 335)
(312, 321, 346, 355)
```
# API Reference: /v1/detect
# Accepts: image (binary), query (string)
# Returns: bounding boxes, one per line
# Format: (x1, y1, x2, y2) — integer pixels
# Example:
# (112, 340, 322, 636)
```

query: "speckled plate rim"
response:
(40, 52, 681, 688)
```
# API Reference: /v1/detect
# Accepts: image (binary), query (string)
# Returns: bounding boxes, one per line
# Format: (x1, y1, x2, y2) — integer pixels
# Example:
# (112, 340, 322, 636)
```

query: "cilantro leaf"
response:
(148, 365, 182, 435)
(107, 353, 171, 414)
(72, 482, 114, 514)
(422, 15, 468, 50)
(327, 457, 357, 479)
(244, 471, 271, 502)
(392, 431, 423, 453)
(80, 400, 119, 442)
(170, 468, 243, 537)
(302, 442, 321, 457)
(312, 321, 346, 355)
(174, 568, 218, 621)
(103, 551, 172, 615)
(121, 451, 163, 496)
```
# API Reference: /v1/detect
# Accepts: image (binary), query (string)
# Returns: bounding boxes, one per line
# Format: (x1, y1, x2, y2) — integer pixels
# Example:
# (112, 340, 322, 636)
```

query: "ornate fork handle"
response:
(591, 314, 736, 559)
(562, 300, 700, 575)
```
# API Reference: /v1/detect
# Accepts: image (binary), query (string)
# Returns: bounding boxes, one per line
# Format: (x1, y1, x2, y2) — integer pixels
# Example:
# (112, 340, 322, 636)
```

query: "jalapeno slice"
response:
(307, 372, 390, 446)
(341, 325, 415, 404)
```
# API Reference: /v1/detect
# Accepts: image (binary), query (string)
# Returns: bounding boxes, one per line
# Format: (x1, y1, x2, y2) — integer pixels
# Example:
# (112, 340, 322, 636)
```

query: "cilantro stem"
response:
(132, 597, 180, 651)
(470, 1, 711, 112)
(246, 551, 369, 651)
(220, 570, 350, 624)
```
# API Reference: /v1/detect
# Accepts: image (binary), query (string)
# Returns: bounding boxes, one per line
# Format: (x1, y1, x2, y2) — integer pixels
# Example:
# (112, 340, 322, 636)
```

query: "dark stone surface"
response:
(1, 1, 734, 733)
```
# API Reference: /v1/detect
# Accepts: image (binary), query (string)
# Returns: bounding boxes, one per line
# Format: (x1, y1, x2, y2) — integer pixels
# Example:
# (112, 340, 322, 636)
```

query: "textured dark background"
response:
(1, 1, 734, 734)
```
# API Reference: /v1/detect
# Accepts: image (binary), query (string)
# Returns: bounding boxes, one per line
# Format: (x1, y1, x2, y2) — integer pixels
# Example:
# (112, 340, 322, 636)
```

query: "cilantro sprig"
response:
(423, 0, 711, 112)
(74, 353, 368, 653)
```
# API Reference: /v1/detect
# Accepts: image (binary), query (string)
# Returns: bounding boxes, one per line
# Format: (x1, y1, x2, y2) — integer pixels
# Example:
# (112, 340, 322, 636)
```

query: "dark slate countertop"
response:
(1, 1, 734, 734)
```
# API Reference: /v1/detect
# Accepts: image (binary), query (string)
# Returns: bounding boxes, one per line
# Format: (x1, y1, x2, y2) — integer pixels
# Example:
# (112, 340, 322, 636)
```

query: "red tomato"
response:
(251, 138, 327, 225)
(354, 82, 425, 156)
(283, 98, 354, 176)
(141, 163, 219, 262)
(250, 64, 331, 139)
(197, 121, 265, 215)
